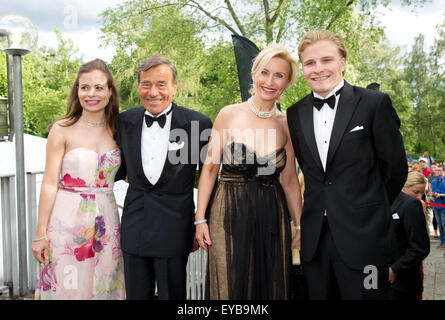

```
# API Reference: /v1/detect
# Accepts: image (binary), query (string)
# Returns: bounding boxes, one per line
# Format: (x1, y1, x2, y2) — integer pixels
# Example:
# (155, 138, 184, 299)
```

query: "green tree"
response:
(100, 3, 207, 112)
(21, 29, 82, 137)
(97, 0, 442, 158)
(100, 0, 428, 117)
(0, 53, 7, 98)
(142, 0, 426, 44)
(403, 24, 445, 159)
(197, 40, 240, 120)
(426, 18, 445, 158)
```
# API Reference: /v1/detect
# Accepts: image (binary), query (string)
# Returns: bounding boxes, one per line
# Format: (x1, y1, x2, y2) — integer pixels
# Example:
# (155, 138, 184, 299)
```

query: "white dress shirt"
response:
(313, 79, 344, 172)
(313, 80, 344, 217)
(141, 104, 172, 185)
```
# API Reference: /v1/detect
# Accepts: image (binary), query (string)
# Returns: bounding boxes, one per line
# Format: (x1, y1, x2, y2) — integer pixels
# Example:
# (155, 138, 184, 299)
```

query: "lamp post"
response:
(0, 13, 38, 297)
(7, 54, 14, 141)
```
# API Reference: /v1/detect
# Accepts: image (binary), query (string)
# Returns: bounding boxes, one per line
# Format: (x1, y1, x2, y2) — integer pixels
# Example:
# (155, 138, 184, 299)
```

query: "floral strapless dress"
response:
(35, 148, 125, 300)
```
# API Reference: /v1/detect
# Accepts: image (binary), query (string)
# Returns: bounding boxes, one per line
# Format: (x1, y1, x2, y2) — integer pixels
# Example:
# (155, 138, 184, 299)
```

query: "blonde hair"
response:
(411, 163, 422, 173)
(298, 29, 347, 61)
(250, 43, 299, 97)
(404, 171, 427, 188)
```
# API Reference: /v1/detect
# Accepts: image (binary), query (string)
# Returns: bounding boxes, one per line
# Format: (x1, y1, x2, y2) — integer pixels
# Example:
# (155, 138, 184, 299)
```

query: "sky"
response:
(0, 0, 444, 62)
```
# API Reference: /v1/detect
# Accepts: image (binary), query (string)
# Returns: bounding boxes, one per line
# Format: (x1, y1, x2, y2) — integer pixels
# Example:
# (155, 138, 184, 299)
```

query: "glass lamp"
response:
(0, 13, 38, 56)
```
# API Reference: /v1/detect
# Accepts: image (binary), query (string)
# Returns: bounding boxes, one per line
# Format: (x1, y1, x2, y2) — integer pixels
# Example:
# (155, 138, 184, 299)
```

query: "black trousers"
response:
(302, 217, 392, 300)
(123, 251, 188, 300)
(390, 287, 420, 300)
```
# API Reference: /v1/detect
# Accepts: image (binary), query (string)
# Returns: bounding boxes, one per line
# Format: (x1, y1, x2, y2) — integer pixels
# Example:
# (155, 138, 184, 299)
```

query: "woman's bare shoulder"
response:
(215, 103, 246, 122)
(47, 119, 73, 143)
(275, 110, 289, 126)
(220, 102, 245, 115)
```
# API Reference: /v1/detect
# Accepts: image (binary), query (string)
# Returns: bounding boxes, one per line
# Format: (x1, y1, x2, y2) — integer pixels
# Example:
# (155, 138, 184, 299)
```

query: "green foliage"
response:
(402, 26, 445, 158)
(0, 29, 82, 137)
(0, 0, 442, 162)
(100, 1, 240, 120)
(0, 55, 7, 98)
(22, 31, 82, 137)
(198, 41, 240, 120)
(100, 1, 207, 111)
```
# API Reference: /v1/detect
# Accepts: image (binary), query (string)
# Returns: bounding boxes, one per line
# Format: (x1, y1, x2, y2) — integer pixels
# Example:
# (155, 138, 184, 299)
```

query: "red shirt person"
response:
(419, 158, 432, 178)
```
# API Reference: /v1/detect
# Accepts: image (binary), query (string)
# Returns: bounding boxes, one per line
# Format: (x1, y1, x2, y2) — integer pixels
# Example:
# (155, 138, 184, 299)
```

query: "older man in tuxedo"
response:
(115, 55, 212, 299)
(286, 30, 407, 299)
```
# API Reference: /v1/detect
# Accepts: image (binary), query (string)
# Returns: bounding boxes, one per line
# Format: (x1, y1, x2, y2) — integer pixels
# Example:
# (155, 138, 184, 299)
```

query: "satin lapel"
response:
(128, 107, 151, 185)
(326, 81, 361, 168)
(169, 103, 186, 134)
(297, 95, 324, 173)
(155, 103, 186, 187)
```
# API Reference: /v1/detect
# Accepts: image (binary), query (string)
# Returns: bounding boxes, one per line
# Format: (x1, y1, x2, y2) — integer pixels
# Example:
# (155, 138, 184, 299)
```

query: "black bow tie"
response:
(313, 87, 343, 111)
(144, 109, 172, 128)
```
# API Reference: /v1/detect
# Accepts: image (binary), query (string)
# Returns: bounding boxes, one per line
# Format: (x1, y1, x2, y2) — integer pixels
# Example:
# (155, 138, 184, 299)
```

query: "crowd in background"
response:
(406, 149, 445, 254)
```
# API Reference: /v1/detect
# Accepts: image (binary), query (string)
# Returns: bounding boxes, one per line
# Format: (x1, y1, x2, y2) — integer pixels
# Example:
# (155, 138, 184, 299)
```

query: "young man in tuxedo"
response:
(115, 55, 212, 299)
(286, 30, 407, 299)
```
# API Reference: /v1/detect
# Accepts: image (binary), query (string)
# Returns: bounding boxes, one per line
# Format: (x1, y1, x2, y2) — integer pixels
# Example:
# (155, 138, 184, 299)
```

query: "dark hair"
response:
(49, 58, 120, 135)
(137, 55, 177, 84)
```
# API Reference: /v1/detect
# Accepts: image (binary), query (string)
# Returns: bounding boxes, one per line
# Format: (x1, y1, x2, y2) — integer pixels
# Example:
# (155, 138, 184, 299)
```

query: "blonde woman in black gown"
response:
(195, 43, 302, 300)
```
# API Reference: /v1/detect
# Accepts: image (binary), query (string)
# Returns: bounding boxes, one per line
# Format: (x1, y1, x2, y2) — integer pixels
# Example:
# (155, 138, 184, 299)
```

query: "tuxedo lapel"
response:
(297, 95, 324, 173)
(169, 103, 187, 134)
(326, 81, 361, 168)
(155, 103, 187, 187)
(127, 107, 152, 185)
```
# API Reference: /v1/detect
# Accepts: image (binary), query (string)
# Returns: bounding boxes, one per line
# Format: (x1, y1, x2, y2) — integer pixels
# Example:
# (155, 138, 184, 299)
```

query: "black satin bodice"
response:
(220, 142, 286, 186)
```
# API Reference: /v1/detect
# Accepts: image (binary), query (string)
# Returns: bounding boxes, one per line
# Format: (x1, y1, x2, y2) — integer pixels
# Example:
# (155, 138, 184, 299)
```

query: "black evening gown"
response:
(208, 142, 291, 300)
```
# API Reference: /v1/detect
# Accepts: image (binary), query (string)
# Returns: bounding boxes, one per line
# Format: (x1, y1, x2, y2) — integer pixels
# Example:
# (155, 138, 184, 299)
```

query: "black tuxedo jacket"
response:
(287, 81, 407, 270)
(115, 103, 212, 258)
(390, 192, 430, 294)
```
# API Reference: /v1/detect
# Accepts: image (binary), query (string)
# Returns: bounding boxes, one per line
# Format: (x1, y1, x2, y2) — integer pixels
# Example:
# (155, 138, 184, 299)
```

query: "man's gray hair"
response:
(137, 55, 178, 84)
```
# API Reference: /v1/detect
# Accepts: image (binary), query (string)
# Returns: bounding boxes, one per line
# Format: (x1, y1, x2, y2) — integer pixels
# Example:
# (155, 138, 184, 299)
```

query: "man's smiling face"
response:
(300, 40, 345, 98)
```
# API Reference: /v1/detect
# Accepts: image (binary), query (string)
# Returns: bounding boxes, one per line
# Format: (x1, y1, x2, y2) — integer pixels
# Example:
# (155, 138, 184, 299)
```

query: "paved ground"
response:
(422, 236, 445, 300)
(1, 236, 444, 300)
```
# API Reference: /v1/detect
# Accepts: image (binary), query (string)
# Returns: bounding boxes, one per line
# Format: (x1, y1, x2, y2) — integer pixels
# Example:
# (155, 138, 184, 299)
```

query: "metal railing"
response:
(1, 174, 208, 299)
(1, 173, 17, 297)
(0, 171, 43, 298)
(186, 246, 207, 300)
(26, 171, 40, 293)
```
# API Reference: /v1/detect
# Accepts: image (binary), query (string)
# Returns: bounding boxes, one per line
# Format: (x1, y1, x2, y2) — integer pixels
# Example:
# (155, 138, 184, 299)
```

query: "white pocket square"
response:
(349, 125, 364, 133)
(168, 141, 185, 151)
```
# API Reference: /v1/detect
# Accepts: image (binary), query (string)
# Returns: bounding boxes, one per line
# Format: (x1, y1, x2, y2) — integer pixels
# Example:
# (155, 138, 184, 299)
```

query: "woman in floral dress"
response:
(32, 59, 125, 299)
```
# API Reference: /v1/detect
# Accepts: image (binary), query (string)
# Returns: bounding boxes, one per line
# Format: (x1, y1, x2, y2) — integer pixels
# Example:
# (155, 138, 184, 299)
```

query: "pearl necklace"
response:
(247, 97, 277, 119)
(80, 116, 106, 127)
